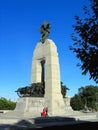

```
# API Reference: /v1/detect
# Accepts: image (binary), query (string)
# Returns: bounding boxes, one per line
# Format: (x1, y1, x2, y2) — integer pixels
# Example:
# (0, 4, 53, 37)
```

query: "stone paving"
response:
(0, 111, 98, 130)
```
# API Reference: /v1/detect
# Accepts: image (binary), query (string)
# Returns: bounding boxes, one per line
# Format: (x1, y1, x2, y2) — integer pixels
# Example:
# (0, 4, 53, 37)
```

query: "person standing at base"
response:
(45, 107, 48, 117)
(41, 108, 46, 117)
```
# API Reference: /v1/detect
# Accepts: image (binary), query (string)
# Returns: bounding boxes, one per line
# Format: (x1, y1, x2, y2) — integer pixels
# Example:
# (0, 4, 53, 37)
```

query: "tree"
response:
(70, 0, 98, 83)
(70, 94, 84, 110)
(0, 97, 16, 110)
(70, 85, 98, 111)
(78, 85, 98, 111)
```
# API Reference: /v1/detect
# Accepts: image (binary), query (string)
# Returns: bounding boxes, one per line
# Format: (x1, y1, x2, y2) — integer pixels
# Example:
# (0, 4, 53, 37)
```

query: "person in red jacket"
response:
(41, 108, 46, 117)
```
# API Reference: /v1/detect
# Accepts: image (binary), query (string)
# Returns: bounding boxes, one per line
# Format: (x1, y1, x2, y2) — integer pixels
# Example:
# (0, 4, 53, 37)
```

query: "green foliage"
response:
(70, 0, 98, 83)
(70, 85, 98, 111)
(0, 97, 16, 110)
(70, 94, 84, 110)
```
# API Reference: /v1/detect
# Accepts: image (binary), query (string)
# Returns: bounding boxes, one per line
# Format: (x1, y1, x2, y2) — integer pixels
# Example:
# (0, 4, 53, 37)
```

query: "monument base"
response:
(0, 97, 98, 123)
(14, 97, 45, 117)
(64, 97, 73, 111)
(0, 97, 73, 118)
(13, 97, 73, 117)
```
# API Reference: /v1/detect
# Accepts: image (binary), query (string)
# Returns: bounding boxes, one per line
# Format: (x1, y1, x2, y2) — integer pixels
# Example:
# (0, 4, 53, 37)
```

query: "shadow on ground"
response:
(0, 116, 98, 130)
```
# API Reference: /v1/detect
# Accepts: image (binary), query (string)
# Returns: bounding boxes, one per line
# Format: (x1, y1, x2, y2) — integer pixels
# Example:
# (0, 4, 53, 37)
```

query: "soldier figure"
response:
(40, 21, 51, 43)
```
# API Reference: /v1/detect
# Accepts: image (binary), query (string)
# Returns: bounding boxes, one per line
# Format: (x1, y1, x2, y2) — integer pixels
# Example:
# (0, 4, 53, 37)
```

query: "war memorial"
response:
(0, 22, 98, 129)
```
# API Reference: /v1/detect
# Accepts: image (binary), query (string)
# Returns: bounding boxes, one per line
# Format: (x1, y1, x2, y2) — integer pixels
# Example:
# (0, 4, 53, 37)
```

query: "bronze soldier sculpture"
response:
(40, 21, 51, 43)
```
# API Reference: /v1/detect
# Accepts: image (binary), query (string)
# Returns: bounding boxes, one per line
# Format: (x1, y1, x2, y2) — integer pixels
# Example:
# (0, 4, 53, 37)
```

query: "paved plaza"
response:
(0, 111, 98, 130)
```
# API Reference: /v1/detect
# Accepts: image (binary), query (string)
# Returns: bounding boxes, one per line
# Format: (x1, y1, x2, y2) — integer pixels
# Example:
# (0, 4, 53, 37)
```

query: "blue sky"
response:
(0, 0, 97, 101)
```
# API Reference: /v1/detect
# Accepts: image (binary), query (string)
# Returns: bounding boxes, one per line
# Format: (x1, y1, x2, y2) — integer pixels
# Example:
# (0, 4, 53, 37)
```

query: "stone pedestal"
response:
(30, 39, 65, 116)
(14, 97, 45, 116)
(64, 97, 73, 111)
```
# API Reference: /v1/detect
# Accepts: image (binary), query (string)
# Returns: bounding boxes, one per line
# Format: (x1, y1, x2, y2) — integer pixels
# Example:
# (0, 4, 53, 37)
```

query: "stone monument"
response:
(30, 22, 65, 116)
(1, 22, 97, 122)
(12, 22, 66, 117)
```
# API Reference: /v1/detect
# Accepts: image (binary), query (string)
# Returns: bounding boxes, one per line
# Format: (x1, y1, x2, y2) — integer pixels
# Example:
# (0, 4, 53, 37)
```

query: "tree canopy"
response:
(70, 85, 98, 111)
(0, 97, 16, 110)
(70, 0, 98, 83)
